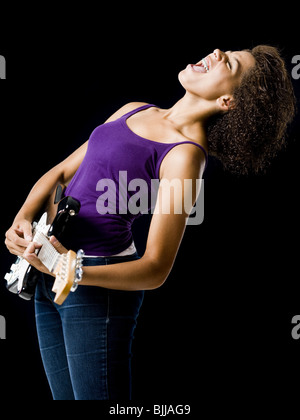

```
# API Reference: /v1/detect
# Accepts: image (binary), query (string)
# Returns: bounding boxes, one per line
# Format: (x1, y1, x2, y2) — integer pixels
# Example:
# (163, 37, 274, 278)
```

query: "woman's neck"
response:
(161, 93, 216, 143)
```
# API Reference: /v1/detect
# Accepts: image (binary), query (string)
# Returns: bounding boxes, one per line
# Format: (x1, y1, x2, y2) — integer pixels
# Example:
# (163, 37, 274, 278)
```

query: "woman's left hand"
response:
(23, 236, 68, 277)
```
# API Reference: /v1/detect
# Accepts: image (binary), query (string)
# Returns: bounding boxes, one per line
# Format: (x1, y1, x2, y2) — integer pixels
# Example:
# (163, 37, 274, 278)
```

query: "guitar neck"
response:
(34, 231, 60, 273)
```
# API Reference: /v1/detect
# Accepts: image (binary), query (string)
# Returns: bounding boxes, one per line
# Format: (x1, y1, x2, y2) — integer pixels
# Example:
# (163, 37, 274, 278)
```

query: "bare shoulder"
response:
(105, 102, 150, 123)
(160, 142, 206, 180)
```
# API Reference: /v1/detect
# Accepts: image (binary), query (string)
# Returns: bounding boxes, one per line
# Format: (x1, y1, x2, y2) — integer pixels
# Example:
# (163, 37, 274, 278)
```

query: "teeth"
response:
(201, 58, 209, 72)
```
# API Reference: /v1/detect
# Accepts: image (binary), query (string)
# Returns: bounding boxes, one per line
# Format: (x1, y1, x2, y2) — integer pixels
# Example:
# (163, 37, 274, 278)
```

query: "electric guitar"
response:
(5, 192, 84, 305)
(28, 229, 85, 305)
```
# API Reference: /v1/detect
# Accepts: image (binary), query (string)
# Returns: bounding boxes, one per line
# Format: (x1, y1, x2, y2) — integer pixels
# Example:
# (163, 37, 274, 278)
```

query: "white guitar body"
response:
(5, 197, 84, 305)
(5, 213, 50, 298)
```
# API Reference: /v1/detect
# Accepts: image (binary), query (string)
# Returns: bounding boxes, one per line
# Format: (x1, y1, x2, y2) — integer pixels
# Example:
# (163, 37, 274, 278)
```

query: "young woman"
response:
(5, 46, 296, 400)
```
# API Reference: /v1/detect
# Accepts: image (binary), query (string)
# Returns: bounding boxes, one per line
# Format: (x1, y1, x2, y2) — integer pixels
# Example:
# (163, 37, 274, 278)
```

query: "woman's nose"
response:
(213, 49, 223, 61)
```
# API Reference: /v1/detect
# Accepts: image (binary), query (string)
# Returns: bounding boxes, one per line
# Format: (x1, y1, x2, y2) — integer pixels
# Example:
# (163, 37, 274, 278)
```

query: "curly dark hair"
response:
(207, 45, 297, 175)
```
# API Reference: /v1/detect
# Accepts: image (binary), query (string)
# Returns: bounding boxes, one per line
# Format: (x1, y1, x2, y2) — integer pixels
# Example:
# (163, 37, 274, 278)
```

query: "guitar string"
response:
(34, 232, 60, 272)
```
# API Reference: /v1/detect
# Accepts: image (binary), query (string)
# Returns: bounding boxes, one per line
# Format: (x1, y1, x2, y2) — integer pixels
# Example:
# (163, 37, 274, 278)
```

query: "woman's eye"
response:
(227, 60, 232, 70)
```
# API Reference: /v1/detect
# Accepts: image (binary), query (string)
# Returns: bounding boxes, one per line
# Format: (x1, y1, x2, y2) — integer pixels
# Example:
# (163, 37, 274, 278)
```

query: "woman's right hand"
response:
(5, 219, 33, 257)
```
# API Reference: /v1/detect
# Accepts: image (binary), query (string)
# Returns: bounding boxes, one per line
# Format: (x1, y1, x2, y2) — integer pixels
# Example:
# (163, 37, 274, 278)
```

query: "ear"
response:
(216, 95, 235, 112)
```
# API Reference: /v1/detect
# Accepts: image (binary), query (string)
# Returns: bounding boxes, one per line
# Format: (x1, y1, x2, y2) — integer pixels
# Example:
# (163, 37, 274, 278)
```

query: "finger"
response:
(15, 220, 33, 242)
(23, 253, 50, 274)
(22, 226, 33, 242)
(4, 237, 27, 256)
(15, 227, 32, 242)
(23, 241, 36, 257)
(50, 236, 68, 254)
(23, 244, 49, 273)
(5, 229, 31, 248)
(16, 230, 32, 242)
(6, 235, 41, 256)
(28, 241, 42, 252)
(22, 242, 42, 261)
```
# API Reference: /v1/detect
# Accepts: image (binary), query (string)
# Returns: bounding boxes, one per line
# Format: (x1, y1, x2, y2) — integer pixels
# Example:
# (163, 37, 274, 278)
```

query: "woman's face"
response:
(179, 49, 256, 102)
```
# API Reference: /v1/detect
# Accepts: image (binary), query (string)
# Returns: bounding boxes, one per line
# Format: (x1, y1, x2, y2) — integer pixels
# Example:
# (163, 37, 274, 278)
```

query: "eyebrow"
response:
(227, 51, 240, 72)
(232, 56, 240, 71)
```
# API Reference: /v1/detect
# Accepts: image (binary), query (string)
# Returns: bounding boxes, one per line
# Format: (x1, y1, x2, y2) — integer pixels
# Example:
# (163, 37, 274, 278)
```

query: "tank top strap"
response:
(155, 141, 208, 179)
(120, 104, 157, 120)
(119, 103, 209, 176)
(183, 142, 208, 168)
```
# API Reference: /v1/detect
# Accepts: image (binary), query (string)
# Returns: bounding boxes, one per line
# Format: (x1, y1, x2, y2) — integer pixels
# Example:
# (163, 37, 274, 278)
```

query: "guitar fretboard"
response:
(34, 231, 60, 272)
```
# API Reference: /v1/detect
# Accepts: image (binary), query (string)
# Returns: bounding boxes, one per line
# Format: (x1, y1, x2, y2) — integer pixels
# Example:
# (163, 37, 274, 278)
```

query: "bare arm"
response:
(4, 102, 148, 256)
(23, 143, 205, 287)
(10, 102, 206, 292)
(80, 144, 205, 290)
(5, 141, 88, 256)
(16, 102, 146, 222)
(17, 141, 89, 220)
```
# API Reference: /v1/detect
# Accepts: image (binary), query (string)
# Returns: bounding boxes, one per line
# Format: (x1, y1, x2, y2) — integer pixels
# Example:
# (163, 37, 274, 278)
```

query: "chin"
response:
(178, 69, 194, 92)
(178, 69, 186, 86)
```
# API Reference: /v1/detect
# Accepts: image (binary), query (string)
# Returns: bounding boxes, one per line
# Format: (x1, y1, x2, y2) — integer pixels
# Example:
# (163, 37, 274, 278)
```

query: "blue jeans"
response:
(34, 253, 144, 400)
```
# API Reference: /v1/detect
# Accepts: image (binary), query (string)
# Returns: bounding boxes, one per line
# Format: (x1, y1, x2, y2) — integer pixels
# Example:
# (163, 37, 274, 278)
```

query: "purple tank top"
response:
(64, 104, 208, 256)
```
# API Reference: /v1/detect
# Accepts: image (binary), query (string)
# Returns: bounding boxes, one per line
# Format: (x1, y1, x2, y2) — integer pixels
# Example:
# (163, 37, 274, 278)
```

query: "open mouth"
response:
(201, 57, 209, 72)
(190, 57, 210, 73)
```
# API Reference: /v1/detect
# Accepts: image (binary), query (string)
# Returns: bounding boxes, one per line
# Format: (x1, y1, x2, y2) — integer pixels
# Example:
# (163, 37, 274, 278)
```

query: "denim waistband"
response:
(82, 252, 140, 267)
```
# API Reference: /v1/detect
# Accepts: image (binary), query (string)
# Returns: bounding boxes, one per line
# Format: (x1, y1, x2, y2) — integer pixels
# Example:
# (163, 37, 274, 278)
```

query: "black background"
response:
(0, 6, 300, 414)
